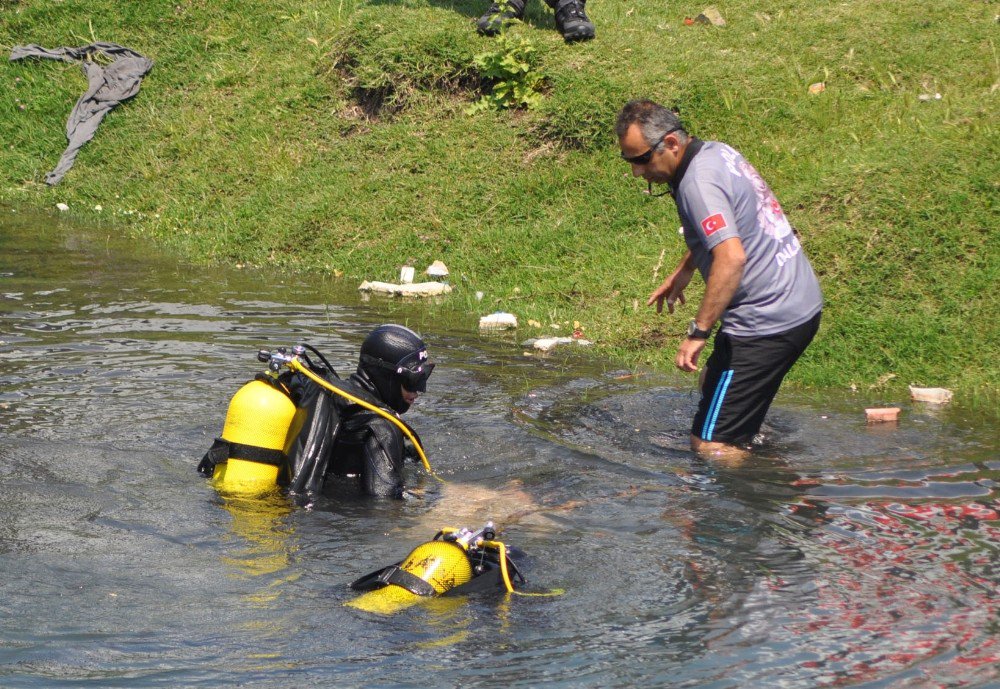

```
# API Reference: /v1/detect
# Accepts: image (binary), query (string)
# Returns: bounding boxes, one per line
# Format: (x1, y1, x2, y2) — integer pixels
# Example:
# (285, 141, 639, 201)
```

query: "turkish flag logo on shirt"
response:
(701, 213, 727, 236)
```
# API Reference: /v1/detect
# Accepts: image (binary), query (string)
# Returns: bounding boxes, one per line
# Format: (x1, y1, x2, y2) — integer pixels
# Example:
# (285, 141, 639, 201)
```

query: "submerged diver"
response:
(198, 324, 434, 500)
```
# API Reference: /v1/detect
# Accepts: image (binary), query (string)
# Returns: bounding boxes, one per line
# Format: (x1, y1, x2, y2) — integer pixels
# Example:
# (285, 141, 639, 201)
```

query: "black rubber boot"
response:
(477, 0, 527, 36)
(547, 0, 595, 41)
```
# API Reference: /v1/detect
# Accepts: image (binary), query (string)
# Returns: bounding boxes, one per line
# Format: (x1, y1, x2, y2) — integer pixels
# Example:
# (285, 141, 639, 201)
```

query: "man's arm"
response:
(648, 250, 696, 314)
(675, 237, 746, 372)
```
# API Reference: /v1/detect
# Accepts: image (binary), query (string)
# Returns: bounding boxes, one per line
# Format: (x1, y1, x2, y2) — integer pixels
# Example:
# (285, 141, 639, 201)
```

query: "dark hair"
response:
(615, 99, 688, 147)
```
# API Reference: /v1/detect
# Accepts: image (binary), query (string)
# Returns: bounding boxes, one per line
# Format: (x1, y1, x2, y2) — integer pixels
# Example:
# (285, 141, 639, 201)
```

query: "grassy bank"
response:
(2, 0, 997, 407)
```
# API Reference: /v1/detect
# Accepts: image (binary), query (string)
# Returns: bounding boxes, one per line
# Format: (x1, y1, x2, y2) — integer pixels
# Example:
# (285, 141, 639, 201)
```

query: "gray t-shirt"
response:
(674, 140, 823, 337)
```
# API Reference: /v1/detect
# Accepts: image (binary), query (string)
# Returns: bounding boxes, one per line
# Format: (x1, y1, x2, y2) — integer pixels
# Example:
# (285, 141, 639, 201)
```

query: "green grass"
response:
(2, 0, 997, 408)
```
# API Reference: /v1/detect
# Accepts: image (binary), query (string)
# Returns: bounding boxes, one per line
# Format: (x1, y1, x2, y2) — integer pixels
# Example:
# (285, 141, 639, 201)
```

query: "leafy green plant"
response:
(467, 2, 545, 113)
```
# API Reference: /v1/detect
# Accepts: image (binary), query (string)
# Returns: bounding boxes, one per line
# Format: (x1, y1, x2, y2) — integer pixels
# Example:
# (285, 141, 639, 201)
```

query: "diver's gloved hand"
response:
(197, 438, 230, 476)
(403, 438, 420, 463)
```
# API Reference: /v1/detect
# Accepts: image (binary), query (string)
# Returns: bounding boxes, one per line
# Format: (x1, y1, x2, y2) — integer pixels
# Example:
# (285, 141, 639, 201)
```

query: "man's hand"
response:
(648, 279, 686, 314)
(648, 262, 694, 314)
(675, 336, 707, 372)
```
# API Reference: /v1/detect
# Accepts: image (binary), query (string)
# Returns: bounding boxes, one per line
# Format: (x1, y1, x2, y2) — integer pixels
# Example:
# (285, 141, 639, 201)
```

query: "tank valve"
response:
(256, 347, 296, 372)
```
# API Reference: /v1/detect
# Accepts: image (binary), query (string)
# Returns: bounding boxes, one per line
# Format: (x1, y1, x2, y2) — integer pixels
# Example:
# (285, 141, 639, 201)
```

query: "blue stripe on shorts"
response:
(702, 369, 734, 441)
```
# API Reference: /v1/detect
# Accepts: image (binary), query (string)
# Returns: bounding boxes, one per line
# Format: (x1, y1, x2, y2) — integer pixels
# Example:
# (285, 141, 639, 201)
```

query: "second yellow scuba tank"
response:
(346, 522, 525, 615)
(209, 378, 297, 494)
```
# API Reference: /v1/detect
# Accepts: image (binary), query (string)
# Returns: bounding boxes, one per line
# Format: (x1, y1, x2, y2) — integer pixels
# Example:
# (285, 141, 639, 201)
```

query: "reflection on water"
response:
(772, 500, 1000, 685)
(1, 207, 998, 688)
(219, 492, 296, 580)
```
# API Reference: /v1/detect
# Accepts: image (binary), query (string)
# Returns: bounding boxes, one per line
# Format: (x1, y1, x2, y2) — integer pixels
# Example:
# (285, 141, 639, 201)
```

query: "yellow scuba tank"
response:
(211, 379, 297, 494)
(346, 523, 528, 614)
(346, 538, 474, 615)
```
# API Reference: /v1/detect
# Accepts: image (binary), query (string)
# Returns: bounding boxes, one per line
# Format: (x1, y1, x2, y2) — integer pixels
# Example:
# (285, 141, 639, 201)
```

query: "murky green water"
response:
(2, 207, 997, 688)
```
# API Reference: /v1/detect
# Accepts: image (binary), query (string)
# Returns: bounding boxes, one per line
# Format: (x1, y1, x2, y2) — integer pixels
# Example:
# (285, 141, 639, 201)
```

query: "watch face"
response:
(688, 320, 709, 338)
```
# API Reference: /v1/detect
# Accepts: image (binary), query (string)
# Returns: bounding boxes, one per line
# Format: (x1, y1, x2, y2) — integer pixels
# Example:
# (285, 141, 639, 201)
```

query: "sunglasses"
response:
(620, 128, 681, 165)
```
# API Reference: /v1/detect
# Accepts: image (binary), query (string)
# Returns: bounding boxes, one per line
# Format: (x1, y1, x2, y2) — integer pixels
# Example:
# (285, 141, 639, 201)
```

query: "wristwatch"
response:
(687, 319, 713, 340)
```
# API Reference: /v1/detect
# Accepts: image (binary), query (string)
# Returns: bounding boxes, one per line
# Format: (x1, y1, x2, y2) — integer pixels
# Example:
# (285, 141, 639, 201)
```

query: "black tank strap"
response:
(226, 442, 286, 467)
(379, 566, 437, 597)
(198, 437, 286, 472)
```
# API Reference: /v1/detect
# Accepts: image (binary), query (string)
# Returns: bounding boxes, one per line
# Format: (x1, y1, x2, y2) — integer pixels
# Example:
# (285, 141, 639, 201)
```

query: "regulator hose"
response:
(287, 357, 441, 481)
(301, 343, 339, 378)
(481, 539, 563, 597)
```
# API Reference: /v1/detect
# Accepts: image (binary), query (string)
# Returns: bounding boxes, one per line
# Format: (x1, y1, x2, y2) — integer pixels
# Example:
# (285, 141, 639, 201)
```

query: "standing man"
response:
(615, 99, 823, 459)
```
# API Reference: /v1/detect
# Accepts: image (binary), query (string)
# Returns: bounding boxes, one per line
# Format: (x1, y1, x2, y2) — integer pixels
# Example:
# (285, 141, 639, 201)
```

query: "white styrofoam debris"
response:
(358, 280, 452, 297)
(908, 386, 953, 404)
(522, 337, 594, 351)
(479, 312, 518, 330)
(426, 260, 449, 278)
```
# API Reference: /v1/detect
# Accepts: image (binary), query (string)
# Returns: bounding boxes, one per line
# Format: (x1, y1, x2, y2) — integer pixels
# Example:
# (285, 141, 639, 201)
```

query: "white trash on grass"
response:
(909, 386, 953, 404)
(522, 336, 593, 352)
(426, 260, 449, 280)
(695, 6, 726, 25)
(358, 280, 452, 297)
(479, 312, 518, 330)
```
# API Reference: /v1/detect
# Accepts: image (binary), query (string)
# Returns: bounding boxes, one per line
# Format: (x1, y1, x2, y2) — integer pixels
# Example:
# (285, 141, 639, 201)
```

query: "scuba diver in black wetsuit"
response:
(198, 324, 434, 501)
(325, 324, 434, 498)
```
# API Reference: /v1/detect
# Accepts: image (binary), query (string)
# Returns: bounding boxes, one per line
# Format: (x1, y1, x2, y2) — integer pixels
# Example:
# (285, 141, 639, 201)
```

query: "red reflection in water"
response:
(781, 498, 999, 687)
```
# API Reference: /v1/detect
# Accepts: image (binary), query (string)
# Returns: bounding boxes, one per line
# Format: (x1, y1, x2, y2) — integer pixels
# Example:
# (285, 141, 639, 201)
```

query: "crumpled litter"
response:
(10, 42, 154, 185)
(425, 260, 449, 280)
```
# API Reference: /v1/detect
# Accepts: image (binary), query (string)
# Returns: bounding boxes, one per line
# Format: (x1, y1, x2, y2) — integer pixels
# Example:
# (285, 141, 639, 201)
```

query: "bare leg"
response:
(690, 434, 749, 467)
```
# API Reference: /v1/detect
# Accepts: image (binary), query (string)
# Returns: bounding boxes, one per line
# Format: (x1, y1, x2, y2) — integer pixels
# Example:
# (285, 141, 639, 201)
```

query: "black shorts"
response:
(691, 312, 821, 445)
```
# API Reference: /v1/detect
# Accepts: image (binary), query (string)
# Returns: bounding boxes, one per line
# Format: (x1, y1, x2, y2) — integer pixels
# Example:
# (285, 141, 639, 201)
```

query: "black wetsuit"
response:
(326, 371, 406, 498)
(276, 365, 408, 500)
(282, 325, 429, 501)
